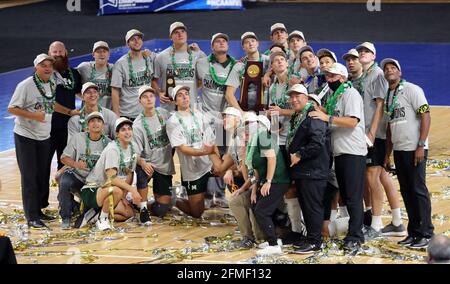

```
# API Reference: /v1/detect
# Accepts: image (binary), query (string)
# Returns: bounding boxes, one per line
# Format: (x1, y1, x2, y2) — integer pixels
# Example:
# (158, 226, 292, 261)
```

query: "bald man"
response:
(44, 41, 82, 214)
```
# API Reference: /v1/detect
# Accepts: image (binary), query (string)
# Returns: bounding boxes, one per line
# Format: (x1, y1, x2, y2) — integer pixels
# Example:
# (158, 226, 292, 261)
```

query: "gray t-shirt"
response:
(166, 111, 213, 181)
(330, 86, 368, 157)
(62, 132, 111, 182)
(268, 79, 291, 145)
(386, 81, 429, 151)
(84, 141, 138, 187)
(225, 54, 270, 111)
(196, 56, 235, 113)
(111, 53, 155, 118)
(8, 76, 54, 140)
(361, 64, 388, 139)
(67, 107, 117, 141)
(133, 108, 175, 176)
(154, 47, 206, 112)
(77, 61, 114, 109)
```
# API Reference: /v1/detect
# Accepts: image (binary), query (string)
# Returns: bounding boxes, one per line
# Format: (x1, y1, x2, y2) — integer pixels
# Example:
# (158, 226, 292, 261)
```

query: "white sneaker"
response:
(257, 239, 283, 249)
(96, 218, 111, 231)
(256, 245, 282, 256)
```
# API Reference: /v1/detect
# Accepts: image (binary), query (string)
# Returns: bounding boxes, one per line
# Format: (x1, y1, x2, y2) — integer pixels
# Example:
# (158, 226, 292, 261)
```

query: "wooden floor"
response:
(0, 106, 449, 264)
(0, 0, 45, 9)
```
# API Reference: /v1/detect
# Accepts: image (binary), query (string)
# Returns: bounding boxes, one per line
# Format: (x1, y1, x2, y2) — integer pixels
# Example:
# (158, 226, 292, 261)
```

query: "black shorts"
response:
(366, 138, 386, 167)
(182, 172, 211, 196)
(136, 165, 173, 196)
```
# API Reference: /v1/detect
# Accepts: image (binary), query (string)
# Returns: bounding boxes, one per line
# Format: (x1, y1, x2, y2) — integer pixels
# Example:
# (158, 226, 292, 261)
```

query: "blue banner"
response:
(98, 0, 243, 15)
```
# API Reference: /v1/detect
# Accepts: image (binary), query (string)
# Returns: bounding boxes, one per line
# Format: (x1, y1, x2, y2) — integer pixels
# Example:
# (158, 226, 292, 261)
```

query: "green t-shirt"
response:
(250, 131, 290, 184)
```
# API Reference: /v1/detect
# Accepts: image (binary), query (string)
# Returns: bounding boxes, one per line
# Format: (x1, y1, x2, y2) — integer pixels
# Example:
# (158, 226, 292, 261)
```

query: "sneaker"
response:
(256, 245, 282, 256)
(381, 222, 407, 237)
(39, 211, 56, 221)
(363, 210, 372, 227)
(343, 240, 361, 253)
(363, 225, 382, 241)
(96, 218, 111, 231)
(204, 198, 213, 209)
(27, 220, 49, 230)
(74, 208, 99, 229)
(257, 239, 283, 249)
(238, 237, 256, 249)
(61, 218, 71, 230)
(293, 242, 321, 254)
(397, 236, 415, 246)
(409, 237, 430, 249)
(139, 208, 151, 225)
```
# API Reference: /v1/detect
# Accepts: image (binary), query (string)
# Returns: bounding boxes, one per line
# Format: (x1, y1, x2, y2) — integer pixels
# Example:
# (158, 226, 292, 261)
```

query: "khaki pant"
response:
(228, 189, 265, 241)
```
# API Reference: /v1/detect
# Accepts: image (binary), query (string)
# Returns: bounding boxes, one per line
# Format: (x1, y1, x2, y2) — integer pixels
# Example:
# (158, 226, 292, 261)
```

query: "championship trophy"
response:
(166, 70, 176, 101)
(239, 61, 265, 111)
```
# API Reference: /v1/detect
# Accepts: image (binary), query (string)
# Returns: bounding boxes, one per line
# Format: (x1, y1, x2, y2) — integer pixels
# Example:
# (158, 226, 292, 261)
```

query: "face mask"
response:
(328, 79, 342, 91)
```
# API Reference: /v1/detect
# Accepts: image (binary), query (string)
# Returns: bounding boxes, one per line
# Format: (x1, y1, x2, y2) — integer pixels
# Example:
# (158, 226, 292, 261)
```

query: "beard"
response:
(53, 55, 69, 72)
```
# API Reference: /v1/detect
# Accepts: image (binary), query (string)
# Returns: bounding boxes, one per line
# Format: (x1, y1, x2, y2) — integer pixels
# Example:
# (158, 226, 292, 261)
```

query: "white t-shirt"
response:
(154, 46, 206, 112)
(166, 110, 213, 181)
(77, 61, 114, 109)
(133, 108, 175, 176)
(330, 86, 368, 157)
(386, 81, 429, 151)
(111, 53, 155, 118)
(62, 132, 111, 182)
(8, 76, 55, 140)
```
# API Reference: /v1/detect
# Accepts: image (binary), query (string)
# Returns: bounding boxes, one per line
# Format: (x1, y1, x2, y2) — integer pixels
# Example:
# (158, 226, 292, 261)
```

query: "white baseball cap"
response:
(342, 48, 359, 60)
(92, 41, 109, 52)
(115, 117, 133, 132)
(288, 30, 305, 41)
(222, 107, 242, 119)
(270, 23, 287, 35)
(33, 53, 55, 67)
(125, 29, 144, 43)
(81, 82, 99, 95)
(298, 45, 315, 59)
(356, 42, 376, 55)
(138, 85, 155, 99)
(170, 85, 190, 100)
(270, 51, 287, 63)
(211, 33, 229, 45)
(308, 94, 321, 106)
(241, 31, 258, 45)
(325, 63, 349, 78)
(243, 111, 258, 123)
(86, 111, 105, 123)
(169, 22, 187, 36)
(287, 84, 308, 96)
(317, 48, 337, 63)
(380, 58, 402, 72)
(257, 115, 271, 131)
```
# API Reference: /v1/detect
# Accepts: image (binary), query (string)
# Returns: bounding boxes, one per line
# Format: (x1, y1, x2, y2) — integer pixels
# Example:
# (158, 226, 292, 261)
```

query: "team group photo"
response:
(0, 0, 449, 266)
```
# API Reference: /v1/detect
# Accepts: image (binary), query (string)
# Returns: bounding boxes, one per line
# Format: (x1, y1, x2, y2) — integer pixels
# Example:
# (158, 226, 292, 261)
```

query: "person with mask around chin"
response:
(309, 63, 367, 253)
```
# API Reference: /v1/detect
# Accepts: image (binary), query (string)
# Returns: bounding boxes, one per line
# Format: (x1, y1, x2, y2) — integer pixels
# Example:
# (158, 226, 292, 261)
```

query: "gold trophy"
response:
(166, 70, 176, 101)
(240, 61, 265, 111)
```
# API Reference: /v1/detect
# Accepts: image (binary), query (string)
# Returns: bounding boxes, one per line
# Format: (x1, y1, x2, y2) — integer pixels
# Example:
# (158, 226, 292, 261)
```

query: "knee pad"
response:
(151, 201, 171, 218)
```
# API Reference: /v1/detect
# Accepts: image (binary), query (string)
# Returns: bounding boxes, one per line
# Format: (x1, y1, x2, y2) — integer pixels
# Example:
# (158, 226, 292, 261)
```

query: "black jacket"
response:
(288, 109, 331, 180)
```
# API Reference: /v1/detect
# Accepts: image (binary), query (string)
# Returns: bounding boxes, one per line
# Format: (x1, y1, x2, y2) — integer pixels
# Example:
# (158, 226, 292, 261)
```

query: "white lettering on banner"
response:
(66, 0, 81, 12)
(100, 0, 155, 9)
(207, 0, 241, 6)
(367, 0, 381, 12)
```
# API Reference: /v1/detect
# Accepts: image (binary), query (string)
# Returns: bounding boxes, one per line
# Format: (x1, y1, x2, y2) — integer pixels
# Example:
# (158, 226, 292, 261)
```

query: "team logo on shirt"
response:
(128, 70, 151, 87)
(203, 75, 226, 93)
(389, 107, 406, 121)
(167, 64, 194, 80)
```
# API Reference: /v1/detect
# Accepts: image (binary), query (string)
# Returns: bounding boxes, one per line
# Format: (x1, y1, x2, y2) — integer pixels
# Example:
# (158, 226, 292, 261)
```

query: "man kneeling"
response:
(80, 117, 142, 230)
